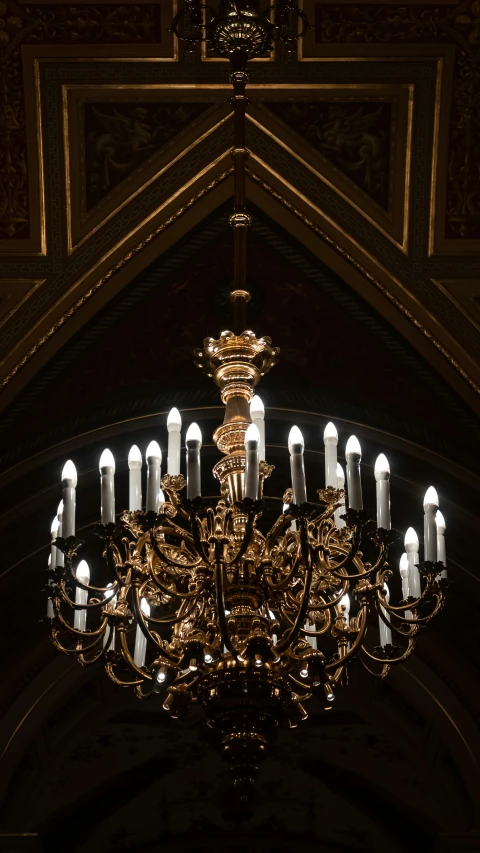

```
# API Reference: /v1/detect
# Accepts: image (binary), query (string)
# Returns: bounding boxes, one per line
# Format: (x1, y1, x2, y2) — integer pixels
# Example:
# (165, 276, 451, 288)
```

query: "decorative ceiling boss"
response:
(46, 1, 448, 799)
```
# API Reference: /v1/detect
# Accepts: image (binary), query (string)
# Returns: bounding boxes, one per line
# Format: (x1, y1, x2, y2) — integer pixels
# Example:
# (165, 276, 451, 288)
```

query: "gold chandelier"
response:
(47, 0, 448, 794)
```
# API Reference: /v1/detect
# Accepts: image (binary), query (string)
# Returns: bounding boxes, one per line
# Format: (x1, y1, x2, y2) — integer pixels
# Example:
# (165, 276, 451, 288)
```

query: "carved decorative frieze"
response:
(265, 99, 391, 209)
(84, 101, 211, 210)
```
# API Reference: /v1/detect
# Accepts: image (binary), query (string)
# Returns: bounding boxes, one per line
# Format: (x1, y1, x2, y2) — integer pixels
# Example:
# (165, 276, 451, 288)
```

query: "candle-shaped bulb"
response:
(404, 527, 419, 549)
(436, 510, 446, 533)
(383, 582, 390, 604)
(76, 560, 90, 583)
(340, 593, 350, 616)
(323, 422, 338, 443)
(146, 440, 161, 461)
(399, 552, 409, 576)
(423, 486, 439, 508)
(250, 395, 265, 418)
(57, 500, 64, 518)
(345, 435, 362, 457)
(51, 516, 59, 536)
(167, 407, 182, 430)
(336, 463, 345, 485)
(288, 425, 304, 451)
(158, 489, 165, 505)
(140, 597, 150, 616)
(245, 422, 260, 445)
(186, 422, 202, 446)
(374, 453, 390, 479)
(128, 445, 142, 468)
(99, 448, 115, 472)
(62, 459, 77, 485)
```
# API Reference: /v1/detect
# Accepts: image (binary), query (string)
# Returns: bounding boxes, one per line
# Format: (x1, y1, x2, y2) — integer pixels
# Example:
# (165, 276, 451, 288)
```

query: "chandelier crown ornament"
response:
(45, 3, 448, 800)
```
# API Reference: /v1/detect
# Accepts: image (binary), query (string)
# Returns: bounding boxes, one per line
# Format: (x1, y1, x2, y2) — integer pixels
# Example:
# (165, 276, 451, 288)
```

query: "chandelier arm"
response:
(324, 605, 369, 672)
(57, 582, 114, 612)
(148, 570, 202, 601)
(147, 542, 200, 598)
(377, 581, 443, 617)
(361, 638, 417, 665)
(287, 673, 313, 697)
(65, 557, 119, 595)
(375, 602, 419, 639)
(118, 629, 154, 680)
(358, 654, 390, 679)
(190, 511, 210, 563)
(274, 532, 313, 653)
(214, 542, 237, 657)
(264, 514, 296, 559)
(106, 659, 145, 687)
(49, 628, 88, 655)
(225, 509, 255, 566)
(286, 583, 348, 612)
(54, 602, 109, 638)
(153, 545, 203, 572)
(154, 523, 199, 552)
(279, 604, 332, 636)
(50, 624, 106, 654)
(78, 634, 114, 666)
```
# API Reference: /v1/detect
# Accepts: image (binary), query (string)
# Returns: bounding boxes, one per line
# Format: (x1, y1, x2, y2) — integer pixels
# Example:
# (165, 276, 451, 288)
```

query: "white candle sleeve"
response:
(335, 463, 346, 528)
(305, 619, 317, 650)
(345, 435, 363, 510)
(128, 445, 142, 511)
(134, 599, 150, 668)
(61, 460, 77, 539)
(46, 555, 54, 618)
(186, 423, 202, 499)
(146, 441, 161, 512)
(288, 426, 307, 504)
(379, 585, 392, 648)
(244, 423, 260, 500)
(405, 527, 421, 598)
(436, 511, 447, 579)
(74, 560, 90, 632)
(423, 487, 439, 562)
(99, 449, 116, 524)
(374, 454, 391, 529)
(50, 516, 59, 570)
(103, 585, 117, 650)
(323, 422, 338, 488)
(250, 395, 265, 462)
(167, 408, 182, 475)
(56, 502, 64, 568)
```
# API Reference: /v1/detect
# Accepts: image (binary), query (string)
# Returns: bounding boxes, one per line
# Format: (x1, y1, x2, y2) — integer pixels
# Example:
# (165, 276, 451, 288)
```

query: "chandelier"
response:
(46, 0, 448, 796)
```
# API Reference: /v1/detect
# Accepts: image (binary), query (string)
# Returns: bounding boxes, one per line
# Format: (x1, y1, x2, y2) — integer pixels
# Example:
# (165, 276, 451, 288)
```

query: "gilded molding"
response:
(247, 169, 480, 397)
(0, 168, 232, 391)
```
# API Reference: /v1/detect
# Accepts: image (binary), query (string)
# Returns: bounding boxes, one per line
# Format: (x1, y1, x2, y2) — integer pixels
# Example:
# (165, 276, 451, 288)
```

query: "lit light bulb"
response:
(250, 395, 265, 417)
(345, 435, 361, 457)
(336, 463, 345, 486)
(244, 422, 260, 445)
(51, 517, 59, 536)
(436, 510, 446, 533)
(167, 407, 182, 430)
(340, 593, 350, 616)
(62, 459, 77, 485)
(57, 500, 64, 518)
(128, 445, 142, 467)
(186, 422, 202, 446)
(146, 441, 161, 460)
(157, 667, 168, 683)
(158, 489, 165, 505)
(204, 652, 213, 664)
(99, 448, 115, 472)
(288, 425, 304, 451)
(323, 422, 338, 443)
(300, 663, 309, 678)
(374, 453, 390, 479)
(423, 486, 439, 508)
(254, 654, 263, 668)
(399, 552, 409, 575)
(140, 598, 150, 616)
(76, 560, 90, 583)
(404, 527, 419, 549)
(324, 684, 335, 703)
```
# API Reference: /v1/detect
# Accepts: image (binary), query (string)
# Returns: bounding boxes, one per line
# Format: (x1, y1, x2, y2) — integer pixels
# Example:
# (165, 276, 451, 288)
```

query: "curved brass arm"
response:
(106, 656, 145, 687)
(325, 604, 369, 672)
(214, 541, 236, 656)
(275, 518, 313, 653)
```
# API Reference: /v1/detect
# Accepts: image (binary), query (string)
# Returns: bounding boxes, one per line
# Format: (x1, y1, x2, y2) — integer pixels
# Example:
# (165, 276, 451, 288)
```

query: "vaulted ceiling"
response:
(1, 3, 480, 852)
